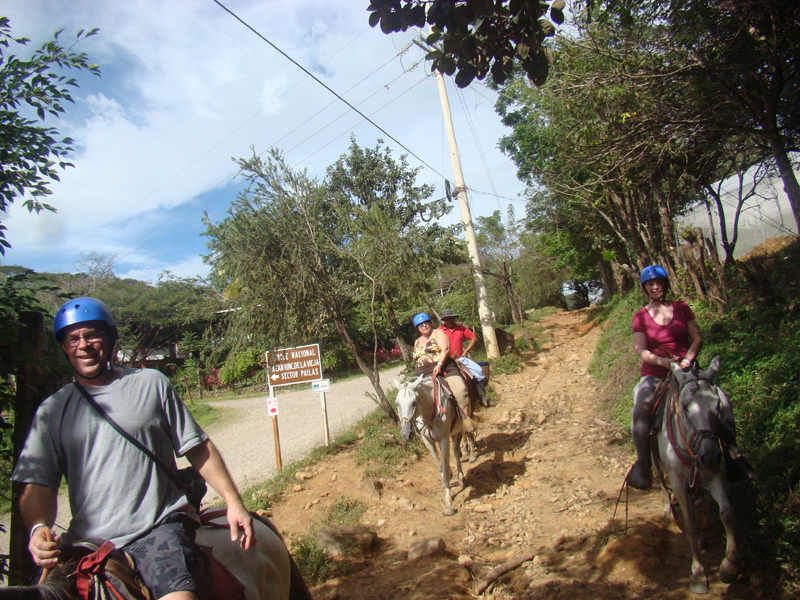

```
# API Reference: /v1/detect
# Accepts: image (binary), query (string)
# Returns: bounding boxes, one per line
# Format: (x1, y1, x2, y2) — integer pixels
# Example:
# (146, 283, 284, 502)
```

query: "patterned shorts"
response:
(122, 515, 200, 599)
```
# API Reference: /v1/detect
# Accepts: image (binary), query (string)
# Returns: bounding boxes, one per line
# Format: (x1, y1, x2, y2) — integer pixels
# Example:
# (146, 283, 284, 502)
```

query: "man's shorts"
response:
(122, 514, 200, 599)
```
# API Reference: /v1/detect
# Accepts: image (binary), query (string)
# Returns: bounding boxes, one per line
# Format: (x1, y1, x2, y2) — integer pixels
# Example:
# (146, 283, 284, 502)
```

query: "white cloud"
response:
(1, 0, 526, 281)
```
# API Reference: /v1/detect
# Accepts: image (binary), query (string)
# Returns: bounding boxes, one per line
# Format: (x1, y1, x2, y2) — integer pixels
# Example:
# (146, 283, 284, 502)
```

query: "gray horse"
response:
(654, 357, 740, 594)
(394, 375, 465, 515)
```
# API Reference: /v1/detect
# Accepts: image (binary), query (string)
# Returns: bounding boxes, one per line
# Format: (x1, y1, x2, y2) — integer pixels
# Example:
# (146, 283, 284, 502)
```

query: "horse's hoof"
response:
(689, 577, 709, 594)
(719, 559, 739, 584)
(443, 506, 455, 516)
(469, 452, 477, 463)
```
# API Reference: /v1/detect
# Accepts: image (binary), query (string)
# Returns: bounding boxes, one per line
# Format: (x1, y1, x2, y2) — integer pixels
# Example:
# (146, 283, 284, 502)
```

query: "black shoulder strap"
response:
(73, 381, 183, 490)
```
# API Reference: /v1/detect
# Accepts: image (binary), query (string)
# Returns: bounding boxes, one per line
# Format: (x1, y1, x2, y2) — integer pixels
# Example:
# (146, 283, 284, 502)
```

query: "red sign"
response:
(266, 344, 323, 388)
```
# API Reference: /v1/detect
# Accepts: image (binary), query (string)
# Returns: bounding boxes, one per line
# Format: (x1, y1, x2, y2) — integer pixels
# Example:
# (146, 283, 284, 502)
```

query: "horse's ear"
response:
(670, 359, 692, 384)
(705, 356, 721, 379)
(410, 374, 425, 389)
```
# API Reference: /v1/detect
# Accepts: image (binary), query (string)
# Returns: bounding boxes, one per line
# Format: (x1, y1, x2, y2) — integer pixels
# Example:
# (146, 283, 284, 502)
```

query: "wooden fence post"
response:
(9, 311, 44, 584)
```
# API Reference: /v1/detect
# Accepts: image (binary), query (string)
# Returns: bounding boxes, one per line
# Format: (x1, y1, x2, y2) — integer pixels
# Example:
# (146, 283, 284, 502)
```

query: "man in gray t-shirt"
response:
(12, 298, 255, 600)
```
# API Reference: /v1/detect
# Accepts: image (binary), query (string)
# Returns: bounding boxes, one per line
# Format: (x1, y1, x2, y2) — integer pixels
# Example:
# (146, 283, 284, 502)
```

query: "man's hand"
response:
(29, 526, 60, 568)
(227, 501, 256, 549)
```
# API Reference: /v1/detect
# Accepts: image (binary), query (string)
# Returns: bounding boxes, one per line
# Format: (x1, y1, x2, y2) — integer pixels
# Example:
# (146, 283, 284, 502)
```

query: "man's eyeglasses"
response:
(62, 331, 106, 348)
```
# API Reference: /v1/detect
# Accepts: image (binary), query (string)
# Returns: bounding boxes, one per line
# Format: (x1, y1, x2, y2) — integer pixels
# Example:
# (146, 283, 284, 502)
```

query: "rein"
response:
(665, 375, 721, 491)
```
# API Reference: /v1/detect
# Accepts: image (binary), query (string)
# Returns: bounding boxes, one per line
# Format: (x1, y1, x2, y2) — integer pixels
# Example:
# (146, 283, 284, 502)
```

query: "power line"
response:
(211, 0, 448, 183)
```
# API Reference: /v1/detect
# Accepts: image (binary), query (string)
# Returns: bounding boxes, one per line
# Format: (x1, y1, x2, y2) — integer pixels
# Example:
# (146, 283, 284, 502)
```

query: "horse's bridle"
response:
(397, 380, 440, 437)
(667, 375, 723, 489)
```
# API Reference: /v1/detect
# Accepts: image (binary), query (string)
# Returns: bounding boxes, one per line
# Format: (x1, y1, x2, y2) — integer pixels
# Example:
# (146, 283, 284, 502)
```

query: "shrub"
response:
(490, 353, 523, 376)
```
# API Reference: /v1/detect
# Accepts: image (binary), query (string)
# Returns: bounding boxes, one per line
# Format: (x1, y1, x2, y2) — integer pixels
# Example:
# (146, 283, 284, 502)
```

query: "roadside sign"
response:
(311, 379, 331, 393)
(266, 344, 323, 388)
(266, 397, 279, 416)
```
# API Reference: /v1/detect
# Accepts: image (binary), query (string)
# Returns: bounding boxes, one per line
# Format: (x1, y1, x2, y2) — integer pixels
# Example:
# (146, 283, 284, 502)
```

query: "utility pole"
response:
(434, 69, 500, 359)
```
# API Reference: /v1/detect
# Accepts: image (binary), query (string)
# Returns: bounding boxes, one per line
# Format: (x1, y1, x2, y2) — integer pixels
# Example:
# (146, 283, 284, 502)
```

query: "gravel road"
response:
(190, 364, 405, 502)
(1, 365, 404, 552)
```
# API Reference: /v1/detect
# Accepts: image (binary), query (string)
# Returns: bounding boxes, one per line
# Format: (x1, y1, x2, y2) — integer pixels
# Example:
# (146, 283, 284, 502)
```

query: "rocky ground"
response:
(263, 309, 782, 600)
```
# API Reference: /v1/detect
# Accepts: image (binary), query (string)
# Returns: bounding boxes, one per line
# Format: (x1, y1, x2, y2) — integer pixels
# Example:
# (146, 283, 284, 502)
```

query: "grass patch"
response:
(291, 496, 369, 584)
(355, 410, 422, 479)
(185, 402, 220, 432)
(524, 306, 558, 324)
(490, 353, 524, 376)
(239, 390, 415, 511)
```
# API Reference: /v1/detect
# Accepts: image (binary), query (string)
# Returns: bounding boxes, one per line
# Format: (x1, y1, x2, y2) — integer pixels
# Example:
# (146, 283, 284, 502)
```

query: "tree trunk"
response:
(329, 301, 398, 423)
(383, 291, 412, 369)
(765, 117, 800, 233)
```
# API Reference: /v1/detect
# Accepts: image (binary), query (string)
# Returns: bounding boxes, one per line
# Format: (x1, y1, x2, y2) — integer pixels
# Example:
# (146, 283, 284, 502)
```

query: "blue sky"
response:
(1, 0, 530, 283)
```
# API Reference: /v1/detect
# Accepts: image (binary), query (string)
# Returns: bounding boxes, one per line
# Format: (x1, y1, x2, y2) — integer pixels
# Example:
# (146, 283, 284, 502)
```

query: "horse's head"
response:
(670, 356, 724, 469)
(394, 375, 426, 441)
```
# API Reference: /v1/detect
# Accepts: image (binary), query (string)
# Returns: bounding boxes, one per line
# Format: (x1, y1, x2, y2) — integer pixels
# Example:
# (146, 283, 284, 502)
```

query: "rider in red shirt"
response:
(438, 309, 491, 406)
(438, 309, 476, 358)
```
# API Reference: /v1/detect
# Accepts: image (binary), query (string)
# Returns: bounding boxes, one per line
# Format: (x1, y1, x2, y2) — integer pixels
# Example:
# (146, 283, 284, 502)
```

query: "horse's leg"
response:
(704, 473, 739, 583)
(419, 433, 443, 476)
(462, 400, 477, 463)
(672, 479, 709, 594)
(439, 436, 454, 516)
(452, 431, 465, 487)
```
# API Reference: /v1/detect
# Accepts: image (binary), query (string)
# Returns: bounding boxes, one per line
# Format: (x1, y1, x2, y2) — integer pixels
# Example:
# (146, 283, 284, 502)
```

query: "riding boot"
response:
(476, 379, 492, 407)
(627, 427, 653, 490)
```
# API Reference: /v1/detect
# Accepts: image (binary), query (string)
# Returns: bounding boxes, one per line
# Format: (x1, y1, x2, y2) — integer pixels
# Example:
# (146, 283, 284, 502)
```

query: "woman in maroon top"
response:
(628, 266, 701, 489)
(627, 266, 754, 490)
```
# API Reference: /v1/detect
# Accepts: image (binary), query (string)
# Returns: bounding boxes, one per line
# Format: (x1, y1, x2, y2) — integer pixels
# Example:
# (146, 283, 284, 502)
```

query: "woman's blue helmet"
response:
(412, 313, 432, 327)
(640, 265, 669, 285)
(53, 297, 116, 342)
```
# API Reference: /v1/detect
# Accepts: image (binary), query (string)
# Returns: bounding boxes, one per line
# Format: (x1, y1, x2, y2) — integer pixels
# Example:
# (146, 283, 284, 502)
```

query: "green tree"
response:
(324, 137, 460, 368)
(97, 273, 217, 366)
(205, 144, 462, 420)
(475, 208, 526, 325)
(494, 18, 743, 305)
(204, 149, 401, 418)
(595, 0, 800, 232)
(0, 18, 99, 254)
(0, 20, 98, 581)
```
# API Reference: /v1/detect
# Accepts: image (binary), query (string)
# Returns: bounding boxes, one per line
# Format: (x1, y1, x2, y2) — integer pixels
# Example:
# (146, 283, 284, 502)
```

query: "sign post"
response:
(265, 344, 327, 464)
(311, 379, 331, 446)
(266, 394, 282, 471)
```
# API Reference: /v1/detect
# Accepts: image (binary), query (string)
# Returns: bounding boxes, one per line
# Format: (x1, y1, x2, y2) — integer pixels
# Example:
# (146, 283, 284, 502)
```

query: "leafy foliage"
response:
(0, 18, 100, 254)
(367, 0, 563, 87)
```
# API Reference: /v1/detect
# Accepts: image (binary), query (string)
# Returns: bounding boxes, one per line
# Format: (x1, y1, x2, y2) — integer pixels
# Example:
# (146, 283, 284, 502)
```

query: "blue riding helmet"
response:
(412, 312, 432, 327)
(640, 265, 669, 286)
(53, 297, 116, 341)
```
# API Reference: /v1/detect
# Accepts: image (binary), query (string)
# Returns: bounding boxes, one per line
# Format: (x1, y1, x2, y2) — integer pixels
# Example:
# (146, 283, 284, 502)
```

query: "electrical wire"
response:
(211, 0, 448, 182)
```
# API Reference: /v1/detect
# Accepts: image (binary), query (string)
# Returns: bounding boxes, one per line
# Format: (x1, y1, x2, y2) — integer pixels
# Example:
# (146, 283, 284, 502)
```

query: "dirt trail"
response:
(265, 309, 779, 600)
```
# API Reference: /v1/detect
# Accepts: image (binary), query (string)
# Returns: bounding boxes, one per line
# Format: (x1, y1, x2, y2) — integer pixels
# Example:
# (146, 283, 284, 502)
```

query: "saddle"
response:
(42, 540, 152, 600)
(38, 522, 245, 600)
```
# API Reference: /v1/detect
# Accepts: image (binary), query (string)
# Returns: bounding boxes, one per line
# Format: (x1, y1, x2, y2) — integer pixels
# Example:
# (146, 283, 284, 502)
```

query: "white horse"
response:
(0, 511, 312, 600)
(394, 375, 465, 516)
(653, 357, 740, 594)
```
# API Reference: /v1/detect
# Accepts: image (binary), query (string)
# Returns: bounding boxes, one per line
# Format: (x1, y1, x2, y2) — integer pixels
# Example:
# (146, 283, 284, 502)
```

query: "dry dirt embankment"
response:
(264, 309, 778, 600)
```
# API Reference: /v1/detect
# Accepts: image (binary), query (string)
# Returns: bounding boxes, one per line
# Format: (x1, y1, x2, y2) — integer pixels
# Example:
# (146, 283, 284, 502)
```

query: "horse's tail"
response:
(252, 513, 313, 600)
